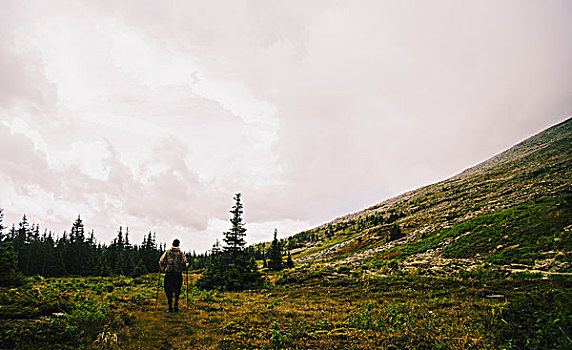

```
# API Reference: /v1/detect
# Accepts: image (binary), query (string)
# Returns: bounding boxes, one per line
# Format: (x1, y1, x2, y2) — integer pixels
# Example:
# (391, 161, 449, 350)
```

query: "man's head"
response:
(172, 239, 180, 247)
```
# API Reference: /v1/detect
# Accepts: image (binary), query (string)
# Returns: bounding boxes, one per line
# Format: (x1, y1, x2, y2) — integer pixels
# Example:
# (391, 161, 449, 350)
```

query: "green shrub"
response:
(196, 253, 263, 291)
(493, 288, 572, 349)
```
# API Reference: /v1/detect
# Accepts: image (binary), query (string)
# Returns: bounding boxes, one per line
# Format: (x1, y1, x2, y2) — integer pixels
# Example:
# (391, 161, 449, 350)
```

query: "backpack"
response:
(163, 249, 185, 272)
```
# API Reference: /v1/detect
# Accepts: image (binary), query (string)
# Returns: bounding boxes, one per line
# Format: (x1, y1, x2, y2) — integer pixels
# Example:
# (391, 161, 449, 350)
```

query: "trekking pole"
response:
(155, 265, 161, 310)
(186, 267, 189, 308)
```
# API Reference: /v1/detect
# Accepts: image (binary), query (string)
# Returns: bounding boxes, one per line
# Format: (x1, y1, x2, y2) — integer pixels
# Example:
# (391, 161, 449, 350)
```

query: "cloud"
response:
(0, 0, 570, 251)
(121, 136, 216, 230)
(0, 124, 96, 233)
(0, 121, 225, 244)
(0, 124, 51, 190)
(0, 2, 57, 113)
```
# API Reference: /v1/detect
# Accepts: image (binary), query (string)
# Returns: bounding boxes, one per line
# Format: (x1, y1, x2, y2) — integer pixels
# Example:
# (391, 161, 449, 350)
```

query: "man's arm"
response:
(159, 251, 167, 267)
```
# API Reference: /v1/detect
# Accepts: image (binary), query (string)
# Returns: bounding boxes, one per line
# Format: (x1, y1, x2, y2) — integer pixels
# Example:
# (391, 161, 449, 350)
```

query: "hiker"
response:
(159, 239, 189, 312)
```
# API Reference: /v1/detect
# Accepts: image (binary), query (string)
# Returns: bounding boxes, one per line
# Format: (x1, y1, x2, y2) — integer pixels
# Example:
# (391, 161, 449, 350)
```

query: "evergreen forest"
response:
(0, 193, 288, 287)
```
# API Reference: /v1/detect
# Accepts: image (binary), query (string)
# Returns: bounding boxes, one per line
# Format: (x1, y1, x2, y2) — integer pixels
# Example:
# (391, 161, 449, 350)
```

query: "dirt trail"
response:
(120, 298, 219, 350)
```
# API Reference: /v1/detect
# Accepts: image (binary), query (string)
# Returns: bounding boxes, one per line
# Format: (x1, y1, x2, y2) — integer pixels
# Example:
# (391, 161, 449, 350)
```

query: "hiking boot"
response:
(167, 307, 173, 313)
(174, 306, 179, 312)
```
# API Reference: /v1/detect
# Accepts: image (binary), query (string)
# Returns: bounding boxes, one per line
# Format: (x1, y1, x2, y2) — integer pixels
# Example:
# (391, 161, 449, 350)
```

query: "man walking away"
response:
(159, 239, 189, 312)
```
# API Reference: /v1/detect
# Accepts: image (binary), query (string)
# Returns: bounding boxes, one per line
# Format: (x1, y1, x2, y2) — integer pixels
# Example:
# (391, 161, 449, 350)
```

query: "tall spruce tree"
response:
(223, 193, 247, 254)
(197, 193, 263, 291)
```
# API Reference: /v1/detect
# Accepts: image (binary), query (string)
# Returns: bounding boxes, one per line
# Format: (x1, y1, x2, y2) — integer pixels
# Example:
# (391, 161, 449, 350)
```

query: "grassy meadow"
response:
(1, 272, 571, 349)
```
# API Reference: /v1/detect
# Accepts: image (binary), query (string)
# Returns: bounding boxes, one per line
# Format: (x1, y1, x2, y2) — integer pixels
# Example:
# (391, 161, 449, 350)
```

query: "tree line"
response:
(284, 210, 404, 250)
(0, 209, 211, 285)
(0, 197, 293, 288)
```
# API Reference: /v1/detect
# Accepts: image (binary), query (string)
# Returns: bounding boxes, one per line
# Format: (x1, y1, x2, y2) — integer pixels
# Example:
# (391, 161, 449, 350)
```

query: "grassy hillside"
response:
(286, 117, 572, 278)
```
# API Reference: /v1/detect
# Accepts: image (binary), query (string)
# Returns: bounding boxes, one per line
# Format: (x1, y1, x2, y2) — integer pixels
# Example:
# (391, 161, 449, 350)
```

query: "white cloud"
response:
(1, 0, 571, 251)
(54, 140, 111, 180)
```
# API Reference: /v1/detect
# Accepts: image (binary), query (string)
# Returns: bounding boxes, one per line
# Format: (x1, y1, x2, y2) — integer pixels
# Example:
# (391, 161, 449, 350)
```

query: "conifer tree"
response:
(0, 209, 24, 286)
(223, 193, 247, 254)
(286, 251, 294, 268)
(131, 256, 147, 277)
(141, 231, 160, 273)
(70, 215, 85, 243)
(197, 193, 263, 291)
(15, 215, 29, 273)
(97, 255, 111, 276)
(267, 228, 283, 271)
(389, 224, 404, 241)
(211, 239, 222, 255)
(0, 241, 24, 286)
(65, 215, 86, 275)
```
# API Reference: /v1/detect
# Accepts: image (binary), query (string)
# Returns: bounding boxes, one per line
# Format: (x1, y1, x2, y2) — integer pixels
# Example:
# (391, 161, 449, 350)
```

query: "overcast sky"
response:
(1, 0, 571, 252)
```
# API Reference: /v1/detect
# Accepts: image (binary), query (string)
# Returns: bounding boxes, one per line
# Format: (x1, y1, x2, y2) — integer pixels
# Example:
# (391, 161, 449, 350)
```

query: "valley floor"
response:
(2, 274, 571, 349)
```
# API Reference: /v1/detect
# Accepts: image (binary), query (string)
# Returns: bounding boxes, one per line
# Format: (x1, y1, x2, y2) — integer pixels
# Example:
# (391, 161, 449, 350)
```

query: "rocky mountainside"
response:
(285, 117, 572, 278)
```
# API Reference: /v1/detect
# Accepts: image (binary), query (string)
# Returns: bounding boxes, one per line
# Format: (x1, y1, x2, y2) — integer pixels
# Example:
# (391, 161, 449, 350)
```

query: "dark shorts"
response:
(164, 272, 183, 295)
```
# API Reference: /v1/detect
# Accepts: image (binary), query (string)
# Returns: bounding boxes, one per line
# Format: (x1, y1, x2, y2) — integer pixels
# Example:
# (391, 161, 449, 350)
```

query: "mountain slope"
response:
(286, 117, 572, 277)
